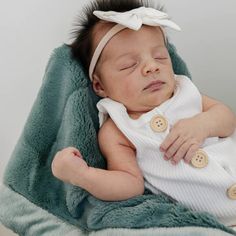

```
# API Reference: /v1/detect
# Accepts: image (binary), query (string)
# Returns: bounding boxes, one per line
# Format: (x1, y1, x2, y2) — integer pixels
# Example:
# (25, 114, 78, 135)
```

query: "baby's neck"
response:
(117, 90, 176, 120)
(127, 91, 175, 120)
(127, 110, 147, 120)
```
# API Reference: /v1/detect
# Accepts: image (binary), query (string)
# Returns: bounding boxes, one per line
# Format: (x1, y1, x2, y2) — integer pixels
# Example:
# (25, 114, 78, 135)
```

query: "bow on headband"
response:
(89, 7, 181, 81)
(93, 7, 181, 31)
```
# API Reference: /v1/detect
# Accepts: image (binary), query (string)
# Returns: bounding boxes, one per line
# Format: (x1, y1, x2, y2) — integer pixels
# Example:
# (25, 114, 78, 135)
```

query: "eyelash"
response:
(155, 57, 168, 60)
(120, 63, 137, 71)
(120, 56, 168, 71)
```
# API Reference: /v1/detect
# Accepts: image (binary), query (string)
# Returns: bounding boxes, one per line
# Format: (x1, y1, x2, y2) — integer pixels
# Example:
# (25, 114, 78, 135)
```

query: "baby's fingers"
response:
(163, 136, 185, 160)
(63, 147, 82, 158)
(171, 140, 192, 165)
(73, 149, 83, 158)
(184, 144, 200, 164)
(160, 132, 178, 153)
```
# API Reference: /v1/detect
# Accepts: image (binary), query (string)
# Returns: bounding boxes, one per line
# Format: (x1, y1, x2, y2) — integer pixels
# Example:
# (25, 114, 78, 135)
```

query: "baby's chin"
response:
(148, 91, 174, 107)
(142, 98, 167, 109)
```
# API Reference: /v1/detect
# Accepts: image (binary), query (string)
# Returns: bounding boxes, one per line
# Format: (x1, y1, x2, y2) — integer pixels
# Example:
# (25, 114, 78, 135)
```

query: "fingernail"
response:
(171, 160, 177, 165)
(185, 159, 190, 164)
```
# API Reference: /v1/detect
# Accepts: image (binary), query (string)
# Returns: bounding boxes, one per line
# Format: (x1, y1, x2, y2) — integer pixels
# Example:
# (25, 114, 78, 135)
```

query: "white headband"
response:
(89, 7, 181, 81)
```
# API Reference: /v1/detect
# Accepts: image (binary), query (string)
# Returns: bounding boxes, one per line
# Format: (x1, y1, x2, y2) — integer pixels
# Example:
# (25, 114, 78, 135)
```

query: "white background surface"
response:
(0, 0, 236, 235)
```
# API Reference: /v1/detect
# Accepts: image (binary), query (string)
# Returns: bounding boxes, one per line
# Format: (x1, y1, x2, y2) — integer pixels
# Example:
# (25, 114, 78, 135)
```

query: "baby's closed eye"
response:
(154, 56, 168, 60)
(153, 47, 169, 60)
(119, 61, 138, 71)
(153, 52, 168, 60)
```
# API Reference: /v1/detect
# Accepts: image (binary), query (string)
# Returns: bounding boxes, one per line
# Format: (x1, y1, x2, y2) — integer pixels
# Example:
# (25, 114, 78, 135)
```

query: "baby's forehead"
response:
(90, 22, 167, 76)
(92, 21, 116, 52)
(92, 22, 164, 50)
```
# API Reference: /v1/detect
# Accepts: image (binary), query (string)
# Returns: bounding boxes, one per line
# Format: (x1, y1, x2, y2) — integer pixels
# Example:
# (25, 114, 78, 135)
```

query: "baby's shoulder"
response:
(98, 118, 123, 142)
(98, 118, 135, 149)
(99, 117, 117, 133)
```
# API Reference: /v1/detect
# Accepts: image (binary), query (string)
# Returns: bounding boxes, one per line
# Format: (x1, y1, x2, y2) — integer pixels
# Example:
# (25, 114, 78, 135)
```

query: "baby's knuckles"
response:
(173, 118, 206, 142)
(51, 151, 66, 179)
(51, 147, 88, 184)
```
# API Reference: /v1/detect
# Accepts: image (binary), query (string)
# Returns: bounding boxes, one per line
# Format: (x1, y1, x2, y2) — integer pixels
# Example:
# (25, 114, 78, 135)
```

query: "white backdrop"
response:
(0, 0, 236, 184)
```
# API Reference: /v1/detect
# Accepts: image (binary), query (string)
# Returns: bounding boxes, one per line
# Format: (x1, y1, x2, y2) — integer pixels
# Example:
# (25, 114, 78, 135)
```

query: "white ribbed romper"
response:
(97, 75, 236, 226)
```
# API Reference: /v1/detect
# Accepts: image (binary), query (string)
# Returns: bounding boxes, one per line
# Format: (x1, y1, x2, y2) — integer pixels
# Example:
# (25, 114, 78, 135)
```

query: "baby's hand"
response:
(160, 117, 208, 165)
(51, 147, 89, 185)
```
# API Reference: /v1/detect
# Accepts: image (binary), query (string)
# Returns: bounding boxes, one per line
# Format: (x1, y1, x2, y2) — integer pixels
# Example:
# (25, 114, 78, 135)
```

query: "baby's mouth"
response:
(143, 80, 165, 91)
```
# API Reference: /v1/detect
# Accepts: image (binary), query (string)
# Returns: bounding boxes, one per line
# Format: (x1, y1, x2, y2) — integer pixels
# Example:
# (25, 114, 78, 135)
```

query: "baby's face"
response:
(92, 24, 176, 114)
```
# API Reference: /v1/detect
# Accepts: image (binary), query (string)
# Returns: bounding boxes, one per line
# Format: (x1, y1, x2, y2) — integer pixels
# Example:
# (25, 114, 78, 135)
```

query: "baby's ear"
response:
(92, 74, 107, 98)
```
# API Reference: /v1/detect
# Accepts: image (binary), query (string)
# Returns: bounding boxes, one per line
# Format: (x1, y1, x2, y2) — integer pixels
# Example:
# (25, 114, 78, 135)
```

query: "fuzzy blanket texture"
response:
(1, 43, 236, 236)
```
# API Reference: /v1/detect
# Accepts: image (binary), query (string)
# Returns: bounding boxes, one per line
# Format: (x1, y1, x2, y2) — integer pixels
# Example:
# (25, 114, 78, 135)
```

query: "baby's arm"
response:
(160, 95, 236, 165)
(199, 95, 236, 137)
(51, 118, 144, 201)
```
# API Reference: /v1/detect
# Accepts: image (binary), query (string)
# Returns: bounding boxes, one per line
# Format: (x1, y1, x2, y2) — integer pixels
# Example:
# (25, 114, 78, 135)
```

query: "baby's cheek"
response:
(109, 78, 139, 102)
(123, 86, 138, 99)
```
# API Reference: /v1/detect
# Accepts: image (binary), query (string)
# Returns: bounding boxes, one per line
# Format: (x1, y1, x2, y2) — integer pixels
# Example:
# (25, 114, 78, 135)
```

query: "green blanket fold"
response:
(2, 43, 235, 235)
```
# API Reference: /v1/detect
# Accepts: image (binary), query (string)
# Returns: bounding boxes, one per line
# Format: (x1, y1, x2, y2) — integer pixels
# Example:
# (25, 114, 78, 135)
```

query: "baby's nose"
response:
(142, 60, 160, 76)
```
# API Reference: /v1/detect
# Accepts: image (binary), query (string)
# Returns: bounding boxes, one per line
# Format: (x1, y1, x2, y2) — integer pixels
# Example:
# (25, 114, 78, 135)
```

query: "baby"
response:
(52, 0, 236, 226)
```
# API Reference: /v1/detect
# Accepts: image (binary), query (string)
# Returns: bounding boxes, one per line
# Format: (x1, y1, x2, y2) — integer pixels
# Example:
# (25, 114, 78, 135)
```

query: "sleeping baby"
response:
(51, 0, 236, 227)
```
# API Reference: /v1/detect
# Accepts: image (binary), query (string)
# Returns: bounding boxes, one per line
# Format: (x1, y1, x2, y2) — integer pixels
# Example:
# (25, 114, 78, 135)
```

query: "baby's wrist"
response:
(194, 112, 211, 138)
(72, 165, 91, 188)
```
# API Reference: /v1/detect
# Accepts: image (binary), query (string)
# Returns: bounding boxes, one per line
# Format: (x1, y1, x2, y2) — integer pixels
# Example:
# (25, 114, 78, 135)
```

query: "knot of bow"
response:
(93, 7, 181, 31)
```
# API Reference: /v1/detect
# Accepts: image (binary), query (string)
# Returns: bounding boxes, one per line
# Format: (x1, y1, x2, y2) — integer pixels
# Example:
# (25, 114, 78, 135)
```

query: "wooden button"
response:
(191, 149, 208, 168)
(227, 184, 236, 200)
(150, 115, 168, 132)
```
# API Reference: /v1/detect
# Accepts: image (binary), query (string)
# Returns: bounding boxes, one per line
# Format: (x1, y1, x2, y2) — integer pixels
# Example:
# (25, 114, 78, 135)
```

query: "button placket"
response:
(150, 115, 168, 133)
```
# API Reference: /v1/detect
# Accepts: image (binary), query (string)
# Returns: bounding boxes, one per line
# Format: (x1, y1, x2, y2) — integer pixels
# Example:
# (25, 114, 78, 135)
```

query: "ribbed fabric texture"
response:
(97, 75, 236, 226)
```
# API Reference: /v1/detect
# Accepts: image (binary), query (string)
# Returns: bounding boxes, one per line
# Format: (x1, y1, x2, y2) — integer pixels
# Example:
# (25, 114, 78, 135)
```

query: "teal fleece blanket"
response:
(1, 43, 236, 235)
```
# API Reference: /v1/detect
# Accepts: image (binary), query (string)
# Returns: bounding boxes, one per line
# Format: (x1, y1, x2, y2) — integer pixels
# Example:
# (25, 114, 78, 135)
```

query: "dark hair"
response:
(69, 0, 163, 76)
